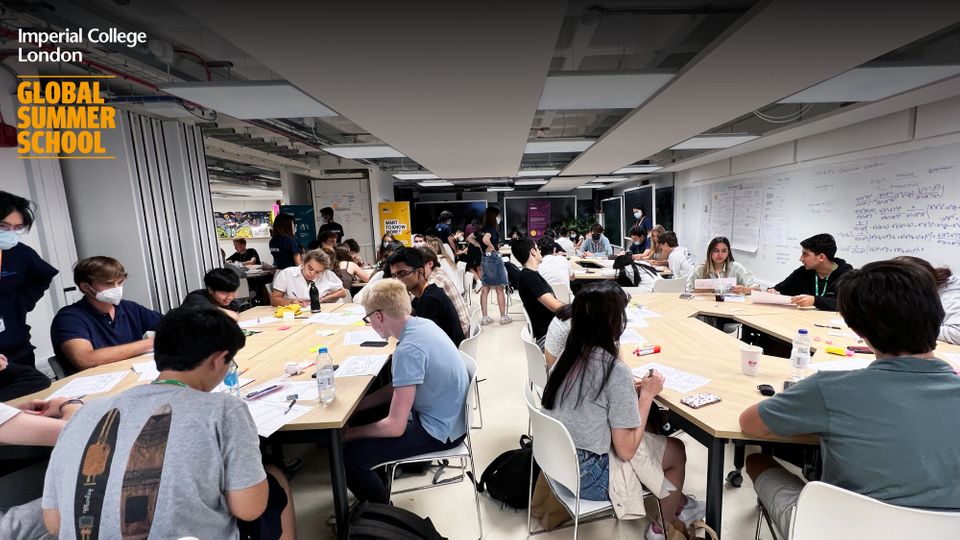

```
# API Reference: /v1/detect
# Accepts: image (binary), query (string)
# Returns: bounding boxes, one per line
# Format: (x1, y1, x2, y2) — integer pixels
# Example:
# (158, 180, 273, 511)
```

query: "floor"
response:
(285, 292, 778, 539)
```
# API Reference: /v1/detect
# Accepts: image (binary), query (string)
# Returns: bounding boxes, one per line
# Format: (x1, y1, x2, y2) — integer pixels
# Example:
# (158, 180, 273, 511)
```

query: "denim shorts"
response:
(576, 449, 610, 501)
(480, 252, 509, 286)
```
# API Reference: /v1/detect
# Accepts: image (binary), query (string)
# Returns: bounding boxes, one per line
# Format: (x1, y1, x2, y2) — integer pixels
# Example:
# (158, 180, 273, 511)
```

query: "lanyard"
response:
(814, 273, 829, 297)
(151, 379, 188, 387)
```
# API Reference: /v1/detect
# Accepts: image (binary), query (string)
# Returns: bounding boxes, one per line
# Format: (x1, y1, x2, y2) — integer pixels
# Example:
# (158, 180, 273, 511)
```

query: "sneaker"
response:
(676, 495, 705, 525)
(499, 315, 513, 325)
(480, 316, 494, 326)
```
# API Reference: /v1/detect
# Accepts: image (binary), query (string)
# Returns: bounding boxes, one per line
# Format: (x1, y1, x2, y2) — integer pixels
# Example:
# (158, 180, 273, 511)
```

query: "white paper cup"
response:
(740, 344, 762, 376)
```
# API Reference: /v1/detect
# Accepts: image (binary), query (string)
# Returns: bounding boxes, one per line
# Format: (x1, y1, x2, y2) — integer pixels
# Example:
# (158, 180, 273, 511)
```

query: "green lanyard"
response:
(151, 379, 188, 388)
(814, 274, 829, 297)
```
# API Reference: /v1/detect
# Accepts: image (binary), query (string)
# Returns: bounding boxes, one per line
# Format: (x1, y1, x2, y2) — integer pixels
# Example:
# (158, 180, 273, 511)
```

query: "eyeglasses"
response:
(362, 310, 381, 324)
(0, 223, 28, 235)
(391, 267, 421, 279)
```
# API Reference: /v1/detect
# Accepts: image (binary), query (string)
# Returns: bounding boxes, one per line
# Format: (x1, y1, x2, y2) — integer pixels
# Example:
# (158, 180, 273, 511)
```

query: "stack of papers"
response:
(335, 354, 390, 377)
(243, 400, 312, 437)
(48, 371, 130, 400)
(631, 363, 710, 393)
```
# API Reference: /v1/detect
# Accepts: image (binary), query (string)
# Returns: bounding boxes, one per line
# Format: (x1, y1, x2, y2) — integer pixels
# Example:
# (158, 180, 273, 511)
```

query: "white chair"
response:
(757, 481, 960, 540)
(551, 280, 573, 304)
(458, 329, 484, 429)
(520, 327, 548, 394)
(523, 384, 664, 539)
(521, 306, 534, 339)
(652, 277, 687, 293)
(235, 278, 255, 310)
(463, 271, 476, 306)
(374, 351, 483, 538)
(468, 307, 482, 337)
(456, 260, 467, 289)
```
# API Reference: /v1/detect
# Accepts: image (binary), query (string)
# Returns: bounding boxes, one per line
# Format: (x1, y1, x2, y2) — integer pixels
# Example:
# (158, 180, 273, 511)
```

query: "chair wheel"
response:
(726, 470, 743, 487)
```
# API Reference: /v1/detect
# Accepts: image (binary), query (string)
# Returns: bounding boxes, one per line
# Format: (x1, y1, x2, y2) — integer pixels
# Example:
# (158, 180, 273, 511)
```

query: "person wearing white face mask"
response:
(51, 256, 162, 375)
(631, 204, 652, 233)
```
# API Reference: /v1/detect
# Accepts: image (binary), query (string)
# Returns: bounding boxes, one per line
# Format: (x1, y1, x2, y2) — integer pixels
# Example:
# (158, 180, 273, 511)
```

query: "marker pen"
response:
(633, 345, 661, 356)
(245, 384, 282, 400)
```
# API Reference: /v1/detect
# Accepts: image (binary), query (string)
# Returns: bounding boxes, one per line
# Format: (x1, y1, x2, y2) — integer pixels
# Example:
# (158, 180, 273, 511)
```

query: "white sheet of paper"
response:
(627, 317, 650, 328)
(131, 361, 160, 382)
(307, 312, 364, 325)
(243, 400, 312, 437)
(694, 277, 736, 290)
(335, 354, 390, 377)
(938, 352, 960, 367)
(811, 358, 872, 371)
(829, 318, 847, 327)
(339, 304, 366, 314)
(342, 329, 386, 346)
(619, 329, 649, 344)
(213, 378, 254, 394)
(631, 363, 710, 394)
(239, 318, 272, 328)
(256, 381, 320, 403)
(626, 307, 661, 322)
(48, 371, 130, 400)
(750, 291, 794, 305)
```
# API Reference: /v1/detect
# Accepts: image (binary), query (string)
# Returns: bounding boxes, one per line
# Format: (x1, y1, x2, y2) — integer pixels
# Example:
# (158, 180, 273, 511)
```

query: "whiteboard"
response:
(676, 143, 960, 285)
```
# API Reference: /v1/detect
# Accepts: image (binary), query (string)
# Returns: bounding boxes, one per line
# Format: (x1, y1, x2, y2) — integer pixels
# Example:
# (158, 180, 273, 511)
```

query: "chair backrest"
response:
(521, 327, 548, 392)
(459, 351, 479, 430)
(469, 308, 482, 337)
(522, 383, 580, 496)
(791, 481, 960, 539)
(47, 355, 67, 380)
(456, 260, 467, 282)
(463, 271, 475, 304)
(521, 307, 534, 337)
(551, 280, 572, 304)
(459, 331, 481, 364)
(235, 278, 251, 300)
(652, 277, 686, 293)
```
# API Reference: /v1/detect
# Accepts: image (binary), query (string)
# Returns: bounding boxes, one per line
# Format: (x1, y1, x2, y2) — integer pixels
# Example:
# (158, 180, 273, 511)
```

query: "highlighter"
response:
(824, 345, 853, 357)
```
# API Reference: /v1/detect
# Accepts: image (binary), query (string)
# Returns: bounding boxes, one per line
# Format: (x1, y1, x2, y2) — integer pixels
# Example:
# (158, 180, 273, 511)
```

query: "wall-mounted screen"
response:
(503, 196, 578, 238)
(412, 201, 488, 235)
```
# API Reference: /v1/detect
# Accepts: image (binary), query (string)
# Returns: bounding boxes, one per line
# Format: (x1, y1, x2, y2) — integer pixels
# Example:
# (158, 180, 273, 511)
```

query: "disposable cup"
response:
(740, 344, 762, 376)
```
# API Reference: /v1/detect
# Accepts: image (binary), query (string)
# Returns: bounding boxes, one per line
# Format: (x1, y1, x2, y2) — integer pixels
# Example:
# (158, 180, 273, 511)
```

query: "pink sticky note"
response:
(278, 326, 291, 331)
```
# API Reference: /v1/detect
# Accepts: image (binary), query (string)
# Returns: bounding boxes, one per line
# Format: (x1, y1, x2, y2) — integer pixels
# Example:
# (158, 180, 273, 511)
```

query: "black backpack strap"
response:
(353, 502, 445, 540)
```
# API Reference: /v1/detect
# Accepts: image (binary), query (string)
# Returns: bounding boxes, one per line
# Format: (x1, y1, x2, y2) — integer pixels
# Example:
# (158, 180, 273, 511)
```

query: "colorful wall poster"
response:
(378, 201, 412, 246)
(214, 211, 272, 239)
(526, 200, 551, 238)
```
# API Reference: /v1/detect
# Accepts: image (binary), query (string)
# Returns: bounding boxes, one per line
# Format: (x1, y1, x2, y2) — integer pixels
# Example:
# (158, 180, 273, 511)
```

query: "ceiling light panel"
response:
(393, 173, 439, 180)
(515, 179, 549, 186)
(538, 71, 676, 110)
(670, 134, 759, 150)
(418, 180, 454, 187)
(322, 145, 406, 159)
(160, 81, 338, 119)
(488, 187, 515, 192)
(517, 168, 561, 177)
(614, 165, 662, 174)
(539, 176, 594, 192)
(525, 139, 595, 154)
(779, 65, 960, 103)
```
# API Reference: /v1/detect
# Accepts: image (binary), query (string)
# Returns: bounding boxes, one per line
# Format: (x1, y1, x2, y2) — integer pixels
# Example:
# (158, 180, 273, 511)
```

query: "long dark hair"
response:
(541, 281, 629, 410)
(271, 213, 295, 238)
(482, 206, 500, 228)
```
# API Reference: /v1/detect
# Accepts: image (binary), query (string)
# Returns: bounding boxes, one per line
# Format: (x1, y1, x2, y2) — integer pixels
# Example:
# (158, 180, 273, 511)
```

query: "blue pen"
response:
(245, 384, 281, 400)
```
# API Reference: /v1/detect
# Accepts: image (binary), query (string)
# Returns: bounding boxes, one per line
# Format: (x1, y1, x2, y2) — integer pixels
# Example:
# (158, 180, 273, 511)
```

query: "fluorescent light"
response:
(539, 71, 675, 110)
(539, 176, 594, 192)
(614, 165, 662, 174)
(322, 145, 406, 159)
(488, 187, 515, 192)
(160, 81, 337, 119)
(515, 179, 549, 186)
(393, 172, 439, 180)
(517, 168, 561, 177)
(592, 176, 627, 183)
(417, 180, 454, 187)
(576, 185, 597, 189)
(524, 139, 595, 154)
(670, 134, 759, 150)
(779, 65, 960, 103)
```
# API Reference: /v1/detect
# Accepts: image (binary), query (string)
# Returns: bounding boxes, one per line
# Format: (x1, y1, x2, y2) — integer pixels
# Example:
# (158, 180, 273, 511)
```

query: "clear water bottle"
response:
(223, 362, 241, 398)
(790, 329, 811, 381)
(316, 347, 336, 404)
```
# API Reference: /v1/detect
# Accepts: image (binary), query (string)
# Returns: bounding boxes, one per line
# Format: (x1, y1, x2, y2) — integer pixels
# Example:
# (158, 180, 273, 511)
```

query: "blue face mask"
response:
(0, 230, 18, 250)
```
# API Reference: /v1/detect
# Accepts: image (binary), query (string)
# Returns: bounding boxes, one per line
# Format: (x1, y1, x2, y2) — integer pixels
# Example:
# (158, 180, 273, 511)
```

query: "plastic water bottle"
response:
(790, 329, 811, 381)
(316, 347, 336, 404)
(223, 362, 241, 398)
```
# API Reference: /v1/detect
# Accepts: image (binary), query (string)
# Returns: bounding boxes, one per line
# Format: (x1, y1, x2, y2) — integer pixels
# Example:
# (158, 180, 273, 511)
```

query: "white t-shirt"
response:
(667, 246, 697, 279)
(544, 317, 571, 360)
(555, 237, 575, 253)
(271, 265, 343, 300)
(538, 255, 573, 286)
(0, 403, 20, 426)
(440, 259, 464, 294)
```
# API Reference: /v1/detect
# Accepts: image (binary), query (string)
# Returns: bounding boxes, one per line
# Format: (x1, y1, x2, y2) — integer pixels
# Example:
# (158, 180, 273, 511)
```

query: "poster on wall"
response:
(378, 201, 412, 246)
(280, 205, 316, 250)
(526, 201, 551, 238)
(214, 211, 271, 239)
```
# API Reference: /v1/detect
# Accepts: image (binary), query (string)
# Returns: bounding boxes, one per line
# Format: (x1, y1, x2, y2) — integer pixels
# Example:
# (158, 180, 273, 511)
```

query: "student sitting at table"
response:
(513, 238, 564, 347)
(182, 268, 242, 320)
(41, 308, 296, 540)
(270, 249, 345, 306)
(341, 238, 365, 266)
(226, 238, 260, 266)
(333, 246, 371, 284)
(343, 279, 469, 504)
(637, 224, 667, 264)
(416, 247, 471, 339)
(536, 236, 574, 286)
(686, 236, 759, 294)
(541, 282, 702, 539)
(0, 395, 83, 538)
(739, 259, 960, 538)
(657, 232, 697, 279)
(612, 254, 660, 292)
(50, 256, 163, 375)
(389, 248, 465, 346)
(894, 256, 960, 345)
(578, 224, 613, 257)
(767, 233, 853, 310)
(555, 226, 575, 253)
(627, 226, 650, 256)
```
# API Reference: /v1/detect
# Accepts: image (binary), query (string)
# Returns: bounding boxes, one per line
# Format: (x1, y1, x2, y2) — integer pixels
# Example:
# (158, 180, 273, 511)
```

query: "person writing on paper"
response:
(579, 224, 613, 257)
(51, 256, 163, 376)
(627, 226, 650, 257)
(768, 233, 853, 310)
(388, 248, 465, 346)
(687, 237, 759, 294)
(541, 282, 701, 539)
(638, 225, 668, 265)
(657, 232, 697, 279)
(0, 396, 83, 537)
(41, 308, 296, 539)
(739, 260, 960, 538)
(894, 256, 960, 345)
(270, 249, 345, 307)
(182, 268, 243, 320)
(343, 279, 470, 504)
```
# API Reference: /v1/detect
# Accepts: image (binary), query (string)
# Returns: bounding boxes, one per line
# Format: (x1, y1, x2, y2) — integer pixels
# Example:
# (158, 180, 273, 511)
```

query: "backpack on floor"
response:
(471, 435, 539, 510)
(349, 502, 446, 540)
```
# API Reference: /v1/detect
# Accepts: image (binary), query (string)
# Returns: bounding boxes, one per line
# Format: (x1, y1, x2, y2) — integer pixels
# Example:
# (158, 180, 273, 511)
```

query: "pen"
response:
(284, 398, 297, 414)
(814, 323, 843, 330)
(245, 384, 281, 400)
(239, 368, 249, 376)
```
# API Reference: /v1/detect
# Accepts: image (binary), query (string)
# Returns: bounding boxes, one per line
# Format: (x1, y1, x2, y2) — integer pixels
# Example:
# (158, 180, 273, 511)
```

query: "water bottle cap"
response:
(318, 347, 328, 353)
(798, 329, 808, 334)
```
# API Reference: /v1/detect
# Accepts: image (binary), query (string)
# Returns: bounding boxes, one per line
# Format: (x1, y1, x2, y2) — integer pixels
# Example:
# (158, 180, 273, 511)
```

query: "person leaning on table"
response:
(270, 249, 345, 306)
(739, 260, 960, 538)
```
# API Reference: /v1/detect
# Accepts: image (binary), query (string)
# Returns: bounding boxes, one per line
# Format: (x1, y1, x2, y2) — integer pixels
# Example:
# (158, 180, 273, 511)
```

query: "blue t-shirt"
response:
(758, 356, 960, 509)
(435, 222, 453, 245)
(393, 317, 469, 443)
(269, 235, 301, 269)
(0, 243, 58, 354)
(51, 299, 163, 374)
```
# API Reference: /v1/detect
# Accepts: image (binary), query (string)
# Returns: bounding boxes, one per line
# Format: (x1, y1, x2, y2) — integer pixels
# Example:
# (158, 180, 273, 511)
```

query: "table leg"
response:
(327, 429, 350, 540)
(705, 437, 726, 537)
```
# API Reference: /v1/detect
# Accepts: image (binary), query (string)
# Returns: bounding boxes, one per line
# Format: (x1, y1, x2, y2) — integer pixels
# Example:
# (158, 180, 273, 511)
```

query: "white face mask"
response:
(495, 217, 501, 225)
(93, 285, 124, 306)
(634, 212, 642, 219)
(382, 241, 390, 248)
(0, 230, 18, 250)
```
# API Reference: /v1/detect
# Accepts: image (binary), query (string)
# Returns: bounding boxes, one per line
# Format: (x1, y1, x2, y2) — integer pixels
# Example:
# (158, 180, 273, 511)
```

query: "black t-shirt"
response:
(319, 221, 344, 243)
(411, 284, 465, 346)
(182, 289, 241, 312)
(478, 225, 500, 252)
(269, 236, 301, 269)
(226, 248, 260, 264)
(518, 268, 556, 340)
(0, 243, 58, 353)
(773, 257, 854, 311)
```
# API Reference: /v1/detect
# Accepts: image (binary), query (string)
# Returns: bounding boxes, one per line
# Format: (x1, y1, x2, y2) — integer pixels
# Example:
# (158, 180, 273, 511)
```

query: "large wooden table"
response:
(11, 303, 390, 540)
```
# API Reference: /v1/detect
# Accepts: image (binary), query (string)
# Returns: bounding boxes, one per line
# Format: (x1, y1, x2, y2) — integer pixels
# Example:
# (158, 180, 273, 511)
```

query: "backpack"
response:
(349, 502, 446, 540)
(471, 435, 539, 509)
(612, 254, 642, 287)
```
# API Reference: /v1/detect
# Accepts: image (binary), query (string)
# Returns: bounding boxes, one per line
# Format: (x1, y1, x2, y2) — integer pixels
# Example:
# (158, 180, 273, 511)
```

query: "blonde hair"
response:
(304, 249, 331, 267)
(361, 278, 412, 319)
(424, 235, 455, 267)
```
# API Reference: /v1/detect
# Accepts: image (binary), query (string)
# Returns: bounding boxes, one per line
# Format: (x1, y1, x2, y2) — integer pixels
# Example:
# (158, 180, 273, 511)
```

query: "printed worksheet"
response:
(631, 363, 710, 394)
(750, 291, 794, 305)
(131, 360, 159, 382)
(244, 400, 312, 437)
(335, 354, 390, 377)
(48, 371, 130, 400)
(307, 312, 364, 325)
(342, 329, 385, 346)
(619, 329, 650, 344)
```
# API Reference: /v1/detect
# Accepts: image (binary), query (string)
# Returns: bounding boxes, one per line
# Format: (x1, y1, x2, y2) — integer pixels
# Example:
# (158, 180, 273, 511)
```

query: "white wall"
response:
(212, 197, 276, 262)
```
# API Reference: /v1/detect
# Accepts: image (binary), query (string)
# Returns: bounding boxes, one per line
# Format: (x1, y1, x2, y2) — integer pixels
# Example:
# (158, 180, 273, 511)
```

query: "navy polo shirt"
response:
(0, 243, 58, 355)
(51, 298, 163, 374)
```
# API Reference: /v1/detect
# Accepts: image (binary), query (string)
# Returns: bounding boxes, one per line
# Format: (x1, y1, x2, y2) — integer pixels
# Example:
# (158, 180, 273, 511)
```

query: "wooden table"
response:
(10, 303, 390, 540)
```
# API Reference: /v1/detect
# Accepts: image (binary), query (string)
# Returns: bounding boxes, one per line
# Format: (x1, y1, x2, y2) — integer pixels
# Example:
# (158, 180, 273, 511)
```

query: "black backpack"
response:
(471, 435, 539, 509)
(349, 502, 446, 540)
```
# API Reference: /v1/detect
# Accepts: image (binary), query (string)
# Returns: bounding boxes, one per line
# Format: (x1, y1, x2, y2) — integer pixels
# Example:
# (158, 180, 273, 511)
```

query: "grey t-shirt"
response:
(545, 347, 642, 455)
(759, 356, 960, 509)
(42, 384, 266, 539)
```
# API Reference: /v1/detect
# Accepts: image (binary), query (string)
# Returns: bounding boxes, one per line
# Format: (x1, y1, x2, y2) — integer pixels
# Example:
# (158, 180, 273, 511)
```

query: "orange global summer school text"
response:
(16, 79, 116, 158)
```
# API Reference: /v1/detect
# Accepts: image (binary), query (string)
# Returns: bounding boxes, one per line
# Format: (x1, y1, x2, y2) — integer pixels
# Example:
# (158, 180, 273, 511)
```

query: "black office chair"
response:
(47, 356, 67, 380)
